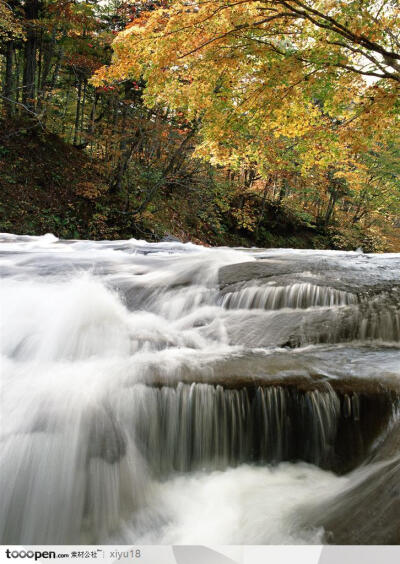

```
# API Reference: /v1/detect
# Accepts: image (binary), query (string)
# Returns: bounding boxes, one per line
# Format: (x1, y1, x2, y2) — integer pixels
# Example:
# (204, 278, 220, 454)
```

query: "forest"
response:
(0, 0, 399, 250)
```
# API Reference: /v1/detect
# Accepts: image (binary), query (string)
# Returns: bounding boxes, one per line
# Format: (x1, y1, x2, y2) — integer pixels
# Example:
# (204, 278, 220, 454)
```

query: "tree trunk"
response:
(37, 29, 43, 99)
(133, 127, 197, 214)
(15, 49, 21, 106)
(109, 106, 130, 193)
(3, 41, 15, 116)
(80, 79, 87, 137)
(324, 192, 338, 226)
(73, 79, 82, 146)
(40, 28, 56, 92)
(277, 178, 287, 203)
(255, 180, 270, 238)
(22, 0, 40, 110)
(61, 74, 72, 134)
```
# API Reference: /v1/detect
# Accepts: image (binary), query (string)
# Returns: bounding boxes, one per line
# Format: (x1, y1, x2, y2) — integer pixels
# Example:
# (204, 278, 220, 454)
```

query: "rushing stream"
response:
(0, 233, 399, 545)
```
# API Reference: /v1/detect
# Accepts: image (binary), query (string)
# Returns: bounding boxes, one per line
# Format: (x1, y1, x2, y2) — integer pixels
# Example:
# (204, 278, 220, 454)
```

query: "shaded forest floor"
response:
(1, 122, 399, 251)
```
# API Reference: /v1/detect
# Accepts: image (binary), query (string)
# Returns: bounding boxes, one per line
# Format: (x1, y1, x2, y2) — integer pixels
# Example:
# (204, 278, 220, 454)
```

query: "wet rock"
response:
(87, 408, 126, 464)
(218, 261, 311, 288)
(311, 457, 400, 544)
(369, 419, 400, 463)
(303, 411, 400, 544)
(223, 307, 360, 348)
(162, 233, 182, 243)
(218, 258, 400, 295)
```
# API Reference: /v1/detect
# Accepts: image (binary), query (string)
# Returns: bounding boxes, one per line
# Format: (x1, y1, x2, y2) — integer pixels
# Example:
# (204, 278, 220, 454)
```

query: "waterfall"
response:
(0, 234, 399, 544)
(129, 383, 355, 473)
(220, 283, 358, 310)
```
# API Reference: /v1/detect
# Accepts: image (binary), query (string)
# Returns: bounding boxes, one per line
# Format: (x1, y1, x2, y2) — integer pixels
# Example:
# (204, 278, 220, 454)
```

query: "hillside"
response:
(1, 120, 399, 251)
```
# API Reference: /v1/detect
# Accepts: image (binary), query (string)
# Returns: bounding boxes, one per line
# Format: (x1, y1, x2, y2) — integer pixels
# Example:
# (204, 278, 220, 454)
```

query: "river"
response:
(0, 233, 399, 544)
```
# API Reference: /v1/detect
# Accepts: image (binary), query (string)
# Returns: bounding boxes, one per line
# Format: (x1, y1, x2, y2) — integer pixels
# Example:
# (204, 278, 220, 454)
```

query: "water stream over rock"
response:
(0, 234, 399, 544)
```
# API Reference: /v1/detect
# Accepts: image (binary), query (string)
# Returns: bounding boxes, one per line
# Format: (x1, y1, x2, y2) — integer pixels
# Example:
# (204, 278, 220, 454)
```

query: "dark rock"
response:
(369, 419, 400, 463)
(87, 408, 126, 464)
(218, 257, 400, 294)
(162, 233, 182, 243)
(303, 412, 400, 544)
(312, 457, 400, 544)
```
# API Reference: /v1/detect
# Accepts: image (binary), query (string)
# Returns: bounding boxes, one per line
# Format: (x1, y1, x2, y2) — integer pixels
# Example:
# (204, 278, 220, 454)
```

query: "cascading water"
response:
(219, 282, 358, 310)
(0, 233, 399, 544)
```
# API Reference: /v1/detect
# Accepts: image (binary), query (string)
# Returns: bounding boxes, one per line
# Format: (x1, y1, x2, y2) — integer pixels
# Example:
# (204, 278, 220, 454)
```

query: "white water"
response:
(113, 464, 347, 545)
(0, 234, 399, 544)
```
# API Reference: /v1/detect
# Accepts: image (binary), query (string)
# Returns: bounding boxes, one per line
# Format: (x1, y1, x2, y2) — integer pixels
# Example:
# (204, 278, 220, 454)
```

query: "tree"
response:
(1, 0, 25, 116)
(93, 0, 400, 205)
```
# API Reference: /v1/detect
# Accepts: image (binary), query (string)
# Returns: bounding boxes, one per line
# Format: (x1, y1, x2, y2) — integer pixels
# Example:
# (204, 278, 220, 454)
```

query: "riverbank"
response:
(1, 121, 399, 251)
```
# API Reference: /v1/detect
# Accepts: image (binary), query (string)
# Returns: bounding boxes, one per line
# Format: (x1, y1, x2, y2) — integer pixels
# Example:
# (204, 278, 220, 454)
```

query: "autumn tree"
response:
(94, 0, 400, 224)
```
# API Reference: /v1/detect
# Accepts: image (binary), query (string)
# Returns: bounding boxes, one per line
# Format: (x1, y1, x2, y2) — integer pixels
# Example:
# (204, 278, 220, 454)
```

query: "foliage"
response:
(0, 1, 24, 42)
(0, 0, 399, 250)
(93, 0, 400, 238)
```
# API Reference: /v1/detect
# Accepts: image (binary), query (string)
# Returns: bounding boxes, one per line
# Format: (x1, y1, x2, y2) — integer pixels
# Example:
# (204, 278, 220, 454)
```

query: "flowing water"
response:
(0, 233, 399, 545)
